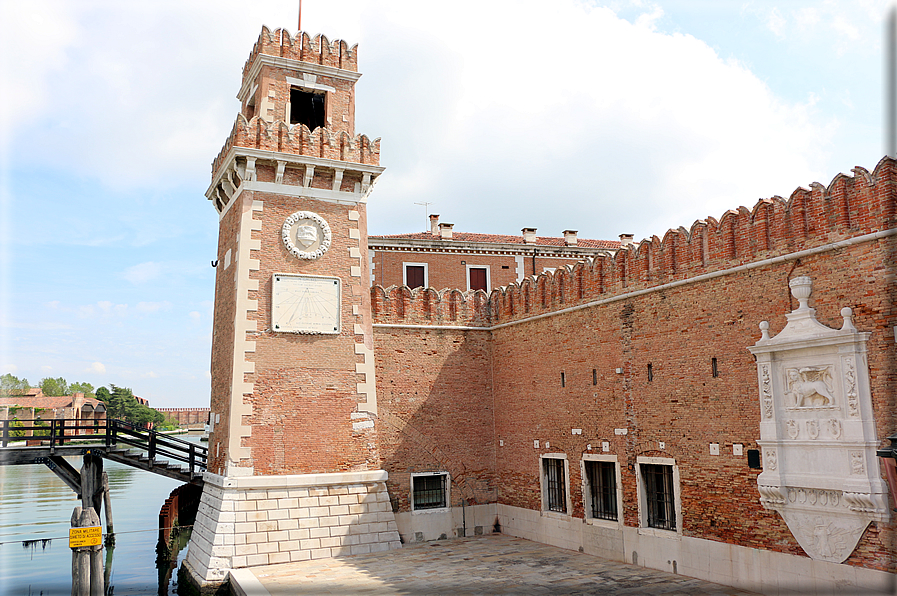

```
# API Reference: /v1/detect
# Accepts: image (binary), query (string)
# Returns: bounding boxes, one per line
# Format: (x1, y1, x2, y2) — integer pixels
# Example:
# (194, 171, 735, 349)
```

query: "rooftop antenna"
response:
(887, 3, 896, 157)
(414, 202, 433, 230)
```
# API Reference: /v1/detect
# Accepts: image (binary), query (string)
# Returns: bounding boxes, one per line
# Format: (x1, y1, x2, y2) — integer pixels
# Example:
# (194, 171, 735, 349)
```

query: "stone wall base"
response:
(182, 470, 401, 587)
(497, 503, 895, 595)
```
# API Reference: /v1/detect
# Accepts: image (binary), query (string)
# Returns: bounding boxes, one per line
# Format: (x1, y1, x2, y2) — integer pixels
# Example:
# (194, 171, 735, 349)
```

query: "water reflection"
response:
(0, 438, 201, 595)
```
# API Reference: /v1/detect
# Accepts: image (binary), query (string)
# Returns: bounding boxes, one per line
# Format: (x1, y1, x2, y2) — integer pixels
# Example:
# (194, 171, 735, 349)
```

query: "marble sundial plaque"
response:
(271, 273, 341, 334)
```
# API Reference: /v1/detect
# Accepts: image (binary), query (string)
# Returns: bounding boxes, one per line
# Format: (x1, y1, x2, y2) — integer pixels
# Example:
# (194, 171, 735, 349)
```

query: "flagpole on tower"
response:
(298, 0, 302, 32)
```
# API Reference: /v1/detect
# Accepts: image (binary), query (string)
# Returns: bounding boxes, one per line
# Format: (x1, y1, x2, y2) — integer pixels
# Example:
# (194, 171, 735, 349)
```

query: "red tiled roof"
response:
(0, 395, 105, 411)
(370, 231, 619, 249)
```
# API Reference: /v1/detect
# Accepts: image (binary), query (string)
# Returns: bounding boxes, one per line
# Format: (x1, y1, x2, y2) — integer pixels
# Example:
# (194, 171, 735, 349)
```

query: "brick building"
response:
(369, 214, 620, 292)
(185, 26, 896, 594)
(156, 407, 210, 427)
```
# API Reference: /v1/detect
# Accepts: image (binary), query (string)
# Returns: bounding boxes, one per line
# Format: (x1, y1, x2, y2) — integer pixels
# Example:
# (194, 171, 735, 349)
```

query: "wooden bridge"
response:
(0, 418, 207, 484)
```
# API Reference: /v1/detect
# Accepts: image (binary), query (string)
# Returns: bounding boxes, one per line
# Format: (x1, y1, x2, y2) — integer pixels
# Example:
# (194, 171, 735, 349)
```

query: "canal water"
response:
(0, 436, 201, 595)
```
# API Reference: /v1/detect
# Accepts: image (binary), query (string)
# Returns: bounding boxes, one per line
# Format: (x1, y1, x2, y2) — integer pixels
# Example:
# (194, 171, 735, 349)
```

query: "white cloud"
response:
(766, 7, 787, 37)
(141, 371, 159, 379)
(189, 311, 201, 322)
(41, 365, 52, 372)
(86, 362, 106, 374)
(135, 301, 171, 314)
(3, 364, 17, 374)
(122, 262, 163, 284)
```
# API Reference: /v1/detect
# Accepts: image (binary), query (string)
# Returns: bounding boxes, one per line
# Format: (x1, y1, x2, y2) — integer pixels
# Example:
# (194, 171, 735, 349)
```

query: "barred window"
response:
(543, 457, 567, 513)
(412, 474, 447, 510)
(642, 463, 676, 530)
(585, 460, 617, 521)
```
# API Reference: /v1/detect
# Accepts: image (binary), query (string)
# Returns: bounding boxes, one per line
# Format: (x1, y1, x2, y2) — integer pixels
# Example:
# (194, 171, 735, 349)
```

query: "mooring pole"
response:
(70, 506, 103, 596)
(81, 453, 103, 516)
(102, 471, 115, 545)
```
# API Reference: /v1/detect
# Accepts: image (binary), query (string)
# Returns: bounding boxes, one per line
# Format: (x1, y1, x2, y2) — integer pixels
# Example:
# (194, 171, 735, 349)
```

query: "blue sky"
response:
(0, 0, 889, 407)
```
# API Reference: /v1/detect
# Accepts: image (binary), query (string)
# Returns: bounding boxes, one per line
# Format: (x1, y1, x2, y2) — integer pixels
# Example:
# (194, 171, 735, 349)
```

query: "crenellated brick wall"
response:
(371, 157, 897, 573)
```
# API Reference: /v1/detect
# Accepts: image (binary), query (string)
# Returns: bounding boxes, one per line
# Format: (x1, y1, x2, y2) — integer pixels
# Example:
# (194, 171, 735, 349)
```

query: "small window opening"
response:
(543, 458, 567, 513)
(711, 357, 719, 378)
(647, 363, 653, 382)
(501, 265, 510, 269)
(585, 460, 617, 521)
(561, 372, 566, 388)
(747, 449, 761, 469)
(290, 88, 326, 130)
(412, 474, 447, 510)
(592, 368, 597, 386)
(642, 463, 676, 531)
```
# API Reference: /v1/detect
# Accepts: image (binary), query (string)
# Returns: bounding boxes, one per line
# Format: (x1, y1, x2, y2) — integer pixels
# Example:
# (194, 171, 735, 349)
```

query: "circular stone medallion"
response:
(282, 211, 332, 260)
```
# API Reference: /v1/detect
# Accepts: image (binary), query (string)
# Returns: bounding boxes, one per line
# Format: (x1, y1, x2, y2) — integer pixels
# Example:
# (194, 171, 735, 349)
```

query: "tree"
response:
(40, 377, 69, 396)
(69, 381, 95, 400)
(95, 386, 111, 403)
(0, 373, 30, 397)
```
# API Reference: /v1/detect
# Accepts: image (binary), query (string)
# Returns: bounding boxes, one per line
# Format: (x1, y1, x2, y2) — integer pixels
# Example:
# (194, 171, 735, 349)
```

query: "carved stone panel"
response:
(748, 276, 889, 563)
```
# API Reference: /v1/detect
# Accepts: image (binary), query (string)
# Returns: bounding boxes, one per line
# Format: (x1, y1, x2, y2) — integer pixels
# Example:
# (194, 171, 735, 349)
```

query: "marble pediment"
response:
(747, 276, 889, 563)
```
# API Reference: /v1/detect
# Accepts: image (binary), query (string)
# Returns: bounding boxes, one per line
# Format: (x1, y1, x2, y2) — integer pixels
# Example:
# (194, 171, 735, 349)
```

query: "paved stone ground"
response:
(231, 534, 761, 595)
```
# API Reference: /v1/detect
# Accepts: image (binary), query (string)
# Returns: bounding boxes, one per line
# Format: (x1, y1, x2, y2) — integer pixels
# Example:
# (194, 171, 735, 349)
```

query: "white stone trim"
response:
(539, 453, 572, 517)
(354, 342, 378, 415)
(410, 472, 450, 513)
(495, 503, 895, 594)
(226, 198, 263, 473)
(229, 568, 271, 596)
(635, 456, 682, 538)
(285, 75, 336, 93)
(581, 454, 623, 529)
(203, 469, 388, 489)
(402, 262, 428, 288)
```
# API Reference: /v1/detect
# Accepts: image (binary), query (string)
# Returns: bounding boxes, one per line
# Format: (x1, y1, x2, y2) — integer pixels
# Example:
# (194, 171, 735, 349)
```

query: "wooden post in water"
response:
(70, 506, 103, 596)
(102, 471, 114, 545)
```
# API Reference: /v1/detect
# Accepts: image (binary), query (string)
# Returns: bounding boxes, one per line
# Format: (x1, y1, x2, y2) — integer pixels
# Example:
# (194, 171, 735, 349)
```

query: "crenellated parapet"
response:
(371, 285, 492, 327)
(211, 115, 381, 177)
(242, 27, 358, 83)
(373, 157, 896, 327)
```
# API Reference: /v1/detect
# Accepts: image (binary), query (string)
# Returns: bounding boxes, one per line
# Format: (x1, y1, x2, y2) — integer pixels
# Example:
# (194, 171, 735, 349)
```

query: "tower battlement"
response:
(242, 27, 358, 82)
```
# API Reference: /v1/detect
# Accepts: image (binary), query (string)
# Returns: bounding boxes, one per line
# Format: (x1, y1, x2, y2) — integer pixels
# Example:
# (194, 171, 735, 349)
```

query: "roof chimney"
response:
(522, 227, 537, 244)
(439, 222, 454, 240)
(563, 230, 578, 246)
(429, 214, 440, 235)
(619, 233, 635, 246)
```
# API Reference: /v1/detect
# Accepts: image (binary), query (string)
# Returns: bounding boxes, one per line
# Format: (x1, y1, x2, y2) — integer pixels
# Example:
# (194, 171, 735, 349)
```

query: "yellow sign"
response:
(69, 526, 102, 548)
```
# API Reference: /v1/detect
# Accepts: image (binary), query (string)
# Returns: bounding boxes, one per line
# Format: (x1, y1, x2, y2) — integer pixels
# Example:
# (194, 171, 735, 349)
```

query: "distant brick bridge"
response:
(157, 408, 210, 428)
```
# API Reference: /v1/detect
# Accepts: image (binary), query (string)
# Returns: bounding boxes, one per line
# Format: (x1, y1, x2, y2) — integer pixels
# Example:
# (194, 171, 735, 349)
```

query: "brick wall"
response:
(371, 157, 897, 571)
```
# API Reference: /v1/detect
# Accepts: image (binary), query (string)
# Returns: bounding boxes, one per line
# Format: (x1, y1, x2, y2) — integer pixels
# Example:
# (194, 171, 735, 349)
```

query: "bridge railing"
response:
(0, 418, 208, 478)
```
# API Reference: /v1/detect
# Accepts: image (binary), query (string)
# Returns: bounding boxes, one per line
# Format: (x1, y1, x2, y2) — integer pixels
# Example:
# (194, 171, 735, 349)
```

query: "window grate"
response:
(412, 474, 446, 510)
(643, 464, 676, 530)
(586, 461, 617, 521)
(544, 458, 567, 513)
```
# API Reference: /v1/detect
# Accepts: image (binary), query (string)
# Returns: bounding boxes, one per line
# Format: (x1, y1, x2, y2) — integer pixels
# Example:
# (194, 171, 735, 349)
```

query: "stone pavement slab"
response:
(229, 534, 760, 595)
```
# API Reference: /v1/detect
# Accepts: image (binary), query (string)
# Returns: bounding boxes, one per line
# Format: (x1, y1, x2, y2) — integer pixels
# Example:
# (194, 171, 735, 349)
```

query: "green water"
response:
(0, 440, 199, 595)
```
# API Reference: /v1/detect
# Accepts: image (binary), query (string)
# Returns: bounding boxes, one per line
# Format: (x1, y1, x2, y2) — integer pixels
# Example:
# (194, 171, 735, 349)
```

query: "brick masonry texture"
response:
(372, 157, 897, 572)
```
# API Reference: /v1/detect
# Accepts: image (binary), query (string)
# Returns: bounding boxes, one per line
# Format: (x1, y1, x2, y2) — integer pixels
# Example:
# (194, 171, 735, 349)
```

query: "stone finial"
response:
(789, 276, 813, 311)
(759, 321, 770, 341)
(840, 307, 857, 331)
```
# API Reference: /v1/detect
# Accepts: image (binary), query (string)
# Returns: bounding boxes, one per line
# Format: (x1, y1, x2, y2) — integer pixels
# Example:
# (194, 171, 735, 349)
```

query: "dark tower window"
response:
(290, 88, 326, 130)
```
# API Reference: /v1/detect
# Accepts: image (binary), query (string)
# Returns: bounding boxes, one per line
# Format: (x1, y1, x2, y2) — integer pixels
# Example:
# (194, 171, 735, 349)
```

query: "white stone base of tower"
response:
(182, 470, 401, 589)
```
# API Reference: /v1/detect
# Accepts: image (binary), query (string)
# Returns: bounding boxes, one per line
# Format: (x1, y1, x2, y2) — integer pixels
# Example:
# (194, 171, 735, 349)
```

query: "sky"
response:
(0, 0, 890, 407)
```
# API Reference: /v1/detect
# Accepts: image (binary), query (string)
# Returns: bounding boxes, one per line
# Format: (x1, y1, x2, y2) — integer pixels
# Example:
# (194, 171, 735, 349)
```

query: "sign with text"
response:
(69, 526, 102, 548)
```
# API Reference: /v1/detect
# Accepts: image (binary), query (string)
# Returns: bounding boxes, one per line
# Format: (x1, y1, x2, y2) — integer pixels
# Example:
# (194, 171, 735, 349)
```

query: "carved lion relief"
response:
(748, 276, 889, 563)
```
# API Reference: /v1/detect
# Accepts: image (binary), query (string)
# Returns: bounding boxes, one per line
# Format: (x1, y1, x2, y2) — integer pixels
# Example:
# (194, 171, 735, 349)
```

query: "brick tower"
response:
(183, 27, 400, 588)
